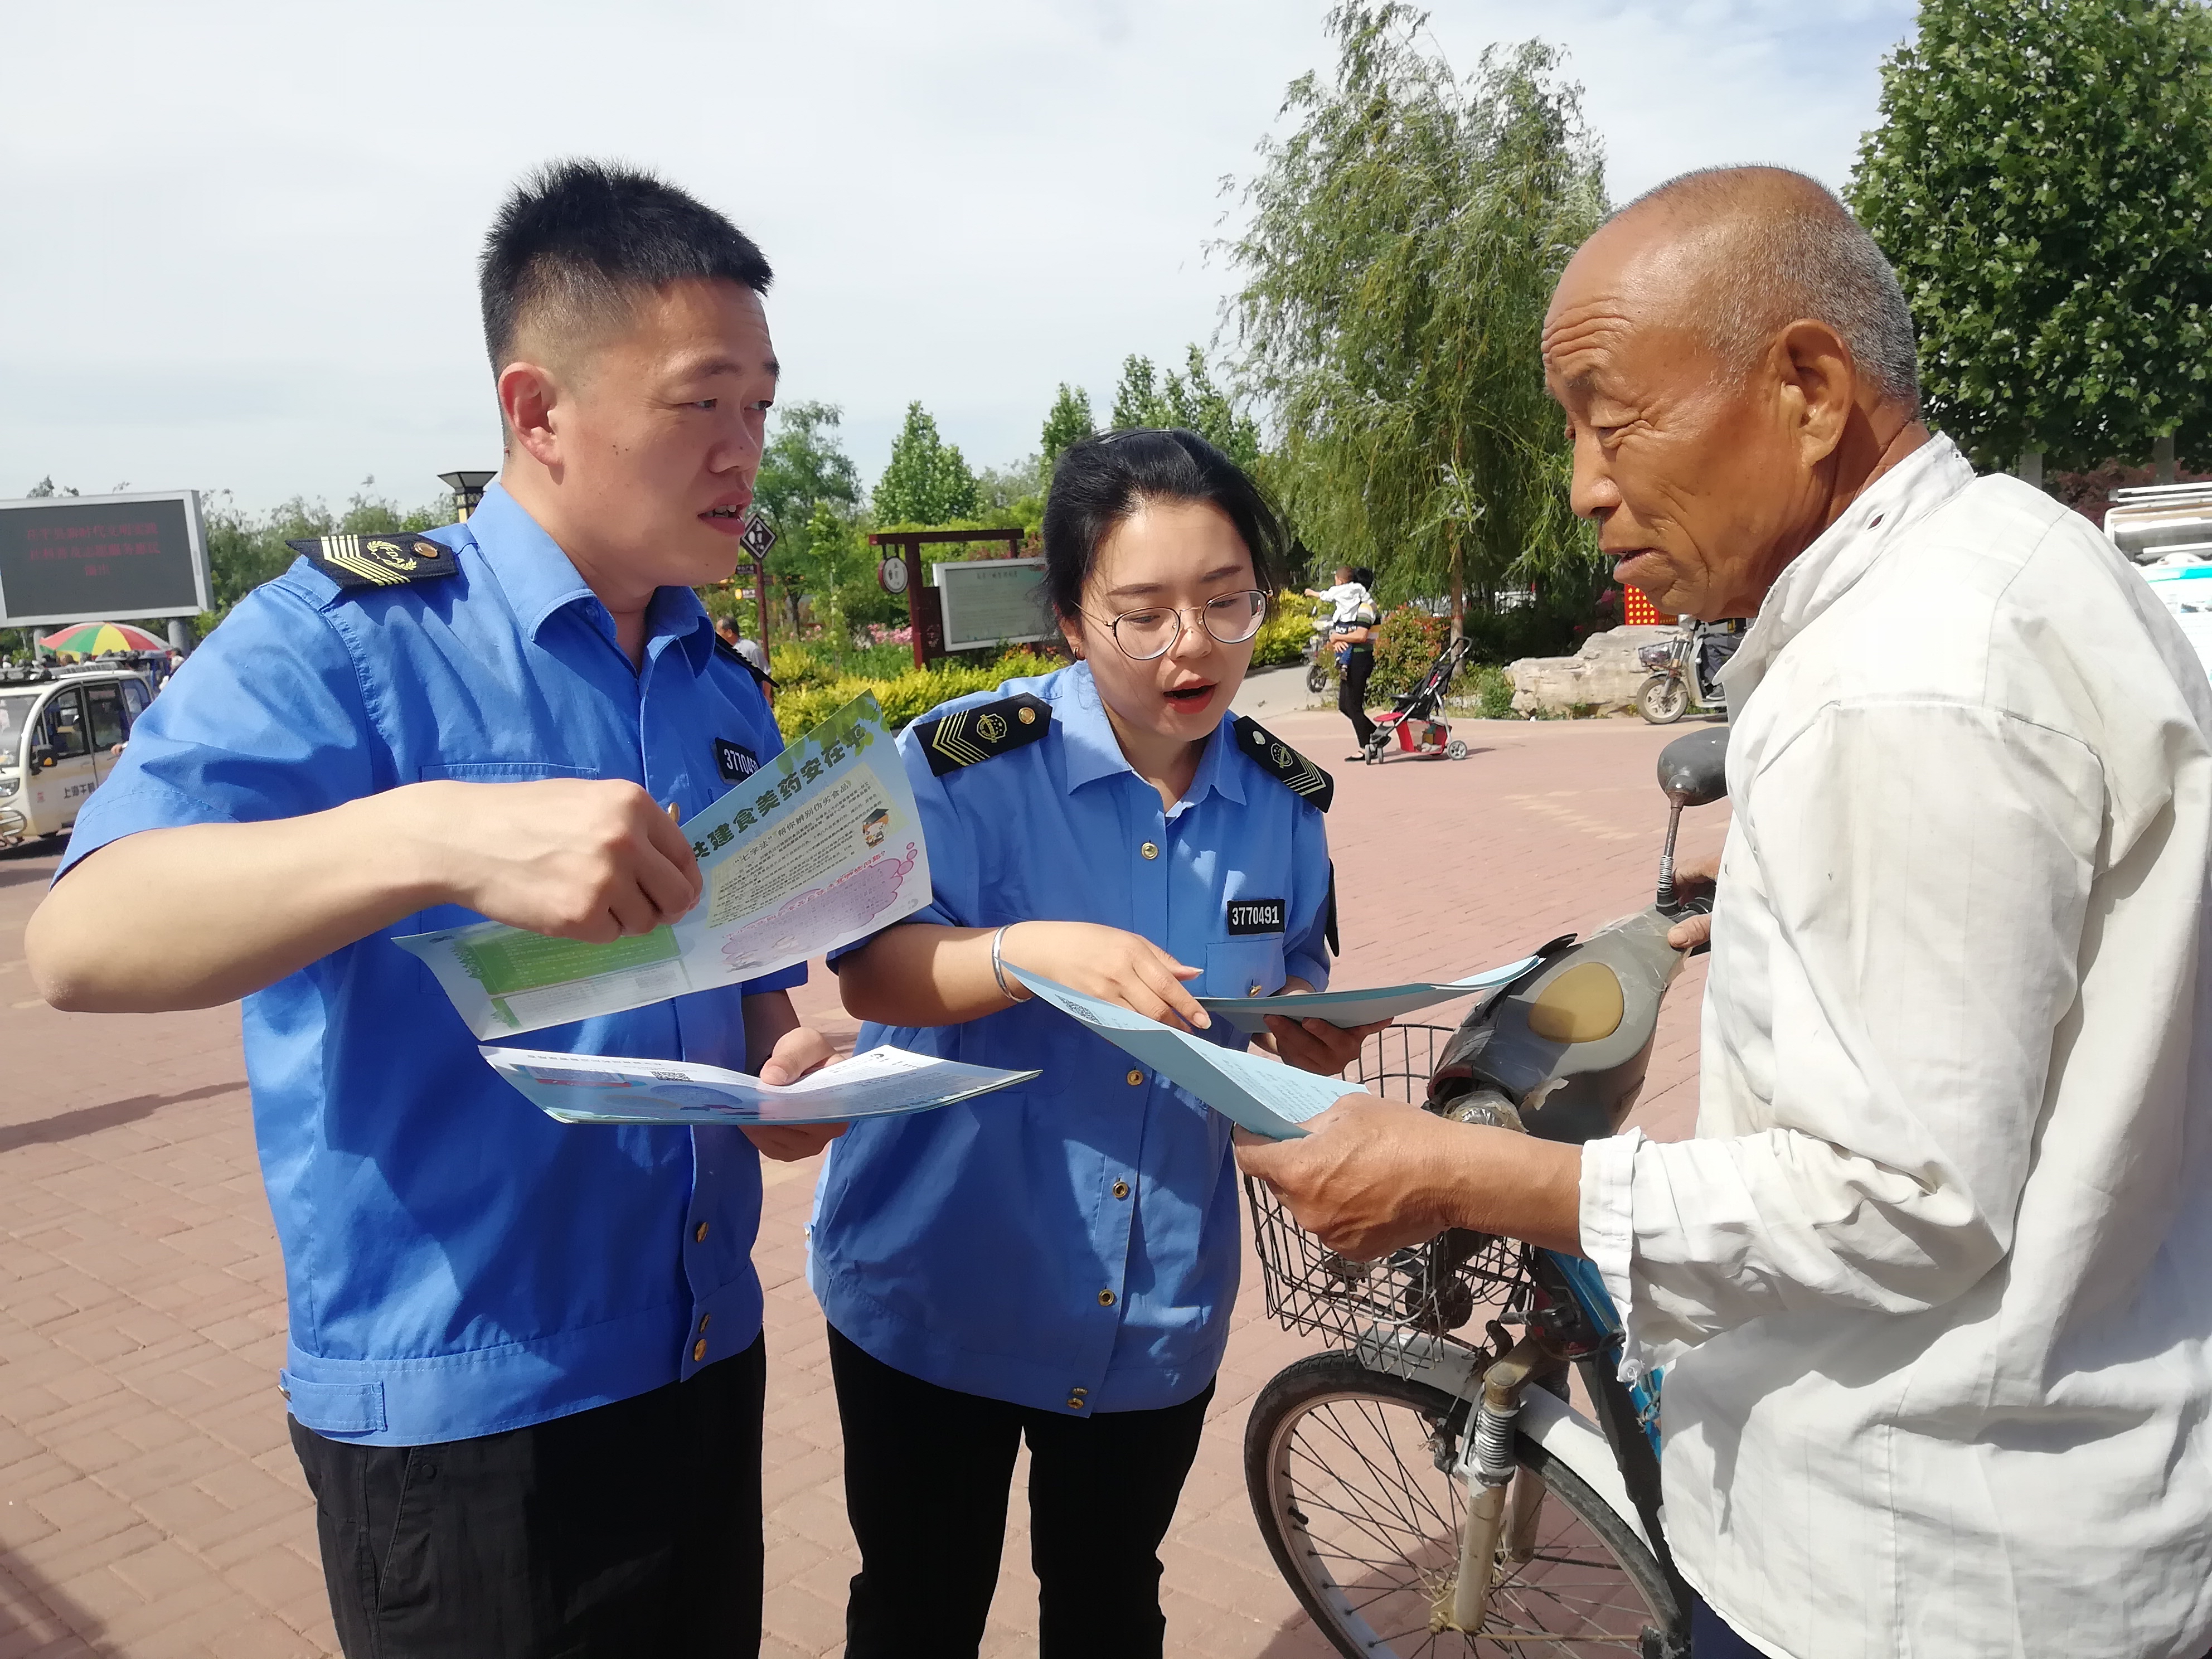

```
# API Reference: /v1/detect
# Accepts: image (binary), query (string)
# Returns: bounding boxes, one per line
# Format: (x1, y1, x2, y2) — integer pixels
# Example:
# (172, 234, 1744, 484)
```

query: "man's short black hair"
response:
(479, 159, 772, 375)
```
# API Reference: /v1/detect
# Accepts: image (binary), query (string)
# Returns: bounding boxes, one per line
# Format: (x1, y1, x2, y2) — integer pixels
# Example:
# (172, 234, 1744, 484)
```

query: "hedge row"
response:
(770, 599, 1322, 739)
(771, 647, 1063, 738)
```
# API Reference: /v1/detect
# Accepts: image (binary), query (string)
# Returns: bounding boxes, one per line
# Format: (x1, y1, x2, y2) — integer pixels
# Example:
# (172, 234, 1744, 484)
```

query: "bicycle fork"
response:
(1444, 1333, 1556, 1633)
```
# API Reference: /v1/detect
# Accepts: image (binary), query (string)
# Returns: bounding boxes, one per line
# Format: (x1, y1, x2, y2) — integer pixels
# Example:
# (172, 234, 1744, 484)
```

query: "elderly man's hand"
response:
(1666, 855, 1720, 951)
(1235, 1095, 1586, 1258)
(1235, 1095, 1454, 1259)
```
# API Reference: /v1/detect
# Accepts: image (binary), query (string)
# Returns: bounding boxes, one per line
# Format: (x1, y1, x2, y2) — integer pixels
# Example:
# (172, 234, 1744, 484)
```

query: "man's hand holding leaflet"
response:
(396, 694, 929, 1038)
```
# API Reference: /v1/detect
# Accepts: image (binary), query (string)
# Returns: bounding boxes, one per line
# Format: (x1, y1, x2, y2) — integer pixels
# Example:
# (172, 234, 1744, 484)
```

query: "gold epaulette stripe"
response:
(928, 711, 989, 769)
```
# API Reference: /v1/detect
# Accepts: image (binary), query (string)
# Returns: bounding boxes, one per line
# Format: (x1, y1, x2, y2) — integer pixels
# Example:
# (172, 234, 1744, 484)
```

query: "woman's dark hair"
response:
(1040, 429, 1289, 622)
(1350, 565, 1375, 589)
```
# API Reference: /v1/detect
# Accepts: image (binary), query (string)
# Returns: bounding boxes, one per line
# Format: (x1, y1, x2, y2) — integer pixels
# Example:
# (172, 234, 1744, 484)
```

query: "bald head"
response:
(1597, 166, 1920, 415)
(1541, 166, 1933, 622)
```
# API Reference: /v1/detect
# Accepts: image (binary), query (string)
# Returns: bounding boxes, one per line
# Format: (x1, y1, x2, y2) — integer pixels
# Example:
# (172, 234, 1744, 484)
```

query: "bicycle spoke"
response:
(1263, 1370, 1664, 1659)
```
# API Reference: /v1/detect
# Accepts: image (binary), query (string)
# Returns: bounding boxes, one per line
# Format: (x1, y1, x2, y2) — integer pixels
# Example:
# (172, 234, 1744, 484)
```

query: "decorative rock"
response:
(1507, 625, 1677, 717)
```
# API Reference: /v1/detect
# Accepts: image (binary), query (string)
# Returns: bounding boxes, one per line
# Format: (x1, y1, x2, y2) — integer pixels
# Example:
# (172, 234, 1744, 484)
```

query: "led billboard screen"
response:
(0, 492, 211, 625)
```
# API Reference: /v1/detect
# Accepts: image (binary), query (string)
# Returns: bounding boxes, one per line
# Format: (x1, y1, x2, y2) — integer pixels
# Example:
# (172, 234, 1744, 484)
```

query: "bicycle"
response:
(1240, 727, 1731, 1657)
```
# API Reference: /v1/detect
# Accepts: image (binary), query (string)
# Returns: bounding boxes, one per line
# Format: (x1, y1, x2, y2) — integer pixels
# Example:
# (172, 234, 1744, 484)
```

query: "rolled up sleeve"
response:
(1589, 701, 2105, 1372)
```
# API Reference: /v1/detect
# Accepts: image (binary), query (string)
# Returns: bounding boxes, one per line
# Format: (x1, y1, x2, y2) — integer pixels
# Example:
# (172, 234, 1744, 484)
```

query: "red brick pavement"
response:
(0, 710, 1726, 1658)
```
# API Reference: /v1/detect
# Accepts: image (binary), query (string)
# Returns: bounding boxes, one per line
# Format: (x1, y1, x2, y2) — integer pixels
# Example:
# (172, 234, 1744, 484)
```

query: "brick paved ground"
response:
(0, 709, 1726, 1657)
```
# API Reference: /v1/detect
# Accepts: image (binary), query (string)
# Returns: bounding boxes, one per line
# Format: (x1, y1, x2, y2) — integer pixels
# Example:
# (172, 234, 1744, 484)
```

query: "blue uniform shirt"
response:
(57, 483, 803, 1447)
(808, 662, 1332, 1415)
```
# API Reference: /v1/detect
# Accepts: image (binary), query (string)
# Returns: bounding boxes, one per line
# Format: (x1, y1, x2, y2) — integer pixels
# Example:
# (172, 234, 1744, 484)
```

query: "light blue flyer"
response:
(1196, 956, 1542, 1036)
(1007, 966, 1362, 1140)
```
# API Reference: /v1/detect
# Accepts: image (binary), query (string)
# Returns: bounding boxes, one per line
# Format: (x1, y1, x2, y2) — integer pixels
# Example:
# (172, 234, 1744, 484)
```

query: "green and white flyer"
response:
(395, 695, 927, 1038)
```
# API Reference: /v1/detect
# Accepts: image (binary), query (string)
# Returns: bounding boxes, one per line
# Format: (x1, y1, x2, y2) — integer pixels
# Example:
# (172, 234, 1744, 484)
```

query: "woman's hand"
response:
(1000, 920, 1208, 1031)
(1249, 977, 1390, 1076)
(1262, 1012, 1391, 1076)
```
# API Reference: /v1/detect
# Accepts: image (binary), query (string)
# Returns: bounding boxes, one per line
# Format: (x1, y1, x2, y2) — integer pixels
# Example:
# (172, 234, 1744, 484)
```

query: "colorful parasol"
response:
(37, 621, 168, 654)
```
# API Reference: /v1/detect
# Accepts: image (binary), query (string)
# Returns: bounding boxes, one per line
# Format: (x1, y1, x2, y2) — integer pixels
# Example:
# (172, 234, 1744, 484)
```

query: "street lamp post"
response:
(438, 470, 498, 521)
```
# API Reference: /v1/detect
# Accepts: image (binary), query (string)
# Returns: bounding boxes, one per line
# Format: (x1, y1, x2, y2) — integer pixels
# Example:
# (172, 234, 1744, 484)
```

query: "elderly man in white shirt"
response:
(1238, 165, 2212, 1659)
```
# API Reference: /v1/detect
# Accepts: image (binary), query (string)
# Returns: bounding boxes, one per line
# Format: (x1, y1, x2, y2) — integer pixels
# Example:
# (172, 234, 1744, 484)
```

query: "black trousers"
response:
(1338, 647, 1376, 747)
(828, 1323, 1213, 1659)
(290, 1336, 767, 1659)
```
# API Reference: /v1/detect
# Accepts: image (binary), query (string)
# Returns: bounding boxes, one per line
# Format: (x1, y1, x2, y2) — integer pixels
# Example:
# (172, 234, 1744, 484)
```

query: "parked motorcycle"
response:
(1636, 620, 1738, 724)
(1304, 627, 1333, 694)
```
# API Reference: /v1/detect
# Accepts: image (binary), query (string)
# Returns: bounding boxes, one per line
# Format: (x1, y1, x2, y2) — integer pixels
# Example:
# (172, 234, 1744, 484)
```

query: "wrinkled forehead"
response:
(1542, 220, 1724, 392)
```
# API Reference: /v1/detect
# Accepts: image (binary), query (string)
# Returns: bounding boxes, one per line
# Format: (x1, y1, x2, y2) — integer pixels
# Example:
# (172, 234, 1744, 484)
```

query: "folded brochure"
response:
(484, 1043, 1036, 1127)
(1006, 966, 1360, 1140)
(397, 695, 929, 1039)
(1196, 957, 1541, 1036)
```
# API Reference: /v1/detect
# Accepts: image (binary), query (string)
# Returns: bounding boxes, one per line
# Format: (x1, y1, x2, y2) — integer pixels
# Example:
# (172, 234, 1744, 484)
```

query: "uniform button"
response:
(1071, 1385, 1088, 1397)
(692, 1338, 707, 1362)
(1099, 1289, 1117, 1307)
(698, 1314, 711, 1333)
(1249, 982, 1264, 995)
(1067, 1396, 1085, 1410)
(1126, 1069, 1143, 1086)
(1112, 1180, 1131, 1200)
(693, 1222, 709, 1243)
(1139, 841, 1159, 860)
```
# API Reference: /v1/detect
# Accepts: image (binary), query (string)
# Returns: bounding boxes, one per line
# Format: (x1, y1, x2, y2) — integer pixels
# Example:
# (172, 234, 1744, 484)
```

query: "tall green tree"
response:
(1847, 0, 2212, 474)
(1224, 3, 1605, 636)
(1106, 350, 1262, 468)
(755, 401, 862, 528)
(751, 401, 864, 637)
(871, 401, 980, 526)
(1040, 384, 1096, 470)
(1110, 356, 1166, 430)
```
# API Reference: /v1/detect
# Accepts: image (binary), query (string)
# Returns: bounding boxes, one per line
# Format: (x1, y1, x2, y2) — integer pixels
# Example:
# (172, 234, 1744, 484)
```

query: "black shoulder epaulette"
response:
(916, 692, 1051, 776)
(1233, 715, 1333, 812)
(288, 533, 458, 591)
(714, 636, 776, 691)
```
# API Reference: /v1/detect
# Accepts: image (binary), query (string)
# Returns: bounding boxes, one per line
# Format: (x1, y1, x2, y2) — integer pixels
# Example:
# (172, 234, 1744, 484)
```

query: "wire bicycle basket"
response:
(1243, 1023, 1535, 1374)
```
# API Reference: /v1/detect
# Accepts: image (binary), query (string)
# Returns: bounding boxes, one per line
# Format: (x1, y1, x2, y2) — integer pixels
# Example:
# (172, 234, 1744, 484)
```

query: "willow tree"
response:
(1224, 4, 1605, 634)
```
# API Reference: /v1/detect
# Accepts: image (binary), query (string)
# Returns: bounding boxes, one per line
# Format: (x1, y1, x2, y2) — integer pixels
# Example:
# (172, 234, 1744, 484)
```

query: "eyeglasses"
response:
(1086, 590, 1269, 661)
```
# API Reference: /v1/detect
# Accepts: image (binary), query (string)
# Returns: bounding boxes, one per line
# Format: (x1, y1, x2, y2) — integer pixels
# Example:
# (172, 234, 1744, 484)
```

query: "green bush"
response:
(774, 647, 1061, 739)
(1468, 664, 1515, 719)
(1250, 602, 1320, 668)
(1369, 606, 1451, 700)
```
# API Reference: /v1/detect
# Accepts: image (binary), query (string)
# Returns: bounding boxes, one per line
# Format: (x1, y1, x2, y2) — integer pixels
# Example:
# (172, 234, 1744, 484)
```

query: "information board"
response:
(0, 492, 211, 625)
(931, 557, 1052, 652)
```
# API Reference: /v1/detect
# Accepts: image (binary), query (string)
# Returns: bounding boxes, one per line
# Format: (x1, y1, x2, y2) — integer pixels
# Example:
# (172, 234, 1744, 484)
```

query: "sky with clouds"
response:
(3, 0, 1918, 516)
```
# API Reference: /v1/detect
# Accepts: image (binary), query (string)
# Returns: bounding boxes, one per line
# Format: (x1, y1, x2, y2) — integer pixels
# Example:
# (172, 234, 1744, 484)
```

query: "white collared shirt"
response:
(1580, 435, 2212, 1658)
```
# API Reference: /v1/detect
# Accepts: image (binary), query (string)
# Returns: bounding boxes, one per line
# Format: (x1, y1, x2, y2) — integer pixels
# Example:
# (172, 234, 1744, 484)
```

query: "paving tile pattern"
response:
(0, 711, 1726, 1656)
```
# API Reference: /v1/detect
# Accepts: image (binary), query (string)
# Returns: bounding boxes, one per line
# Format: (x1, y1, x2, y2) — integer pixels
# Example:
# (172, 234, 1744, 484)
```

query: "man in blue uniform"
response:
(25, 161, 837, 1657)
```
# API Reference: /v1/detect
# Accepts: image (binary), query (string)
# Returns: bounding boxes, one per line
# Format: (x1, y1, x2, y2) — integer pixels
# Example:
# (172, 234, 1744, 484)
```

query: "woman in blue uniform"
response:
(814, 430, 1379, 1658)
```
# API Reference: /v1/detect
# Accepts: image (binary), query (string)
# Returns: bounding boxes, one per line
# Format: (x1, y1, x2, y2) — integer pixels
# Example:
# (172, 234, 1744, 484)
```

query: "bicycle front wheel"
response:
(1246, 1350, 1677, 1657)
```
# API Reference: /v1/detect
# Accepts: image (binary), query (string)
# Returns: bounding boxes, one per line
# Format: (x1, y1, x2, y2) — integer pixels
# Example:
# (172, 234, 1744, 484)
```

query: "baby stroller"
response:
(1362, 635, 1476, 764)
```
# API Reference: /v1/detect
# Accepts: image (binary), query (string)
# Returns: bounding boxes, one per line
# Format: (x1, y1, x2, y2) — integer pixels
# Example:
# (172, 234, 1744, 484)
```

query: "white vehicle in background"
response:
(0, 666, 154, 849)
(2106, 483, 2212, 676)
